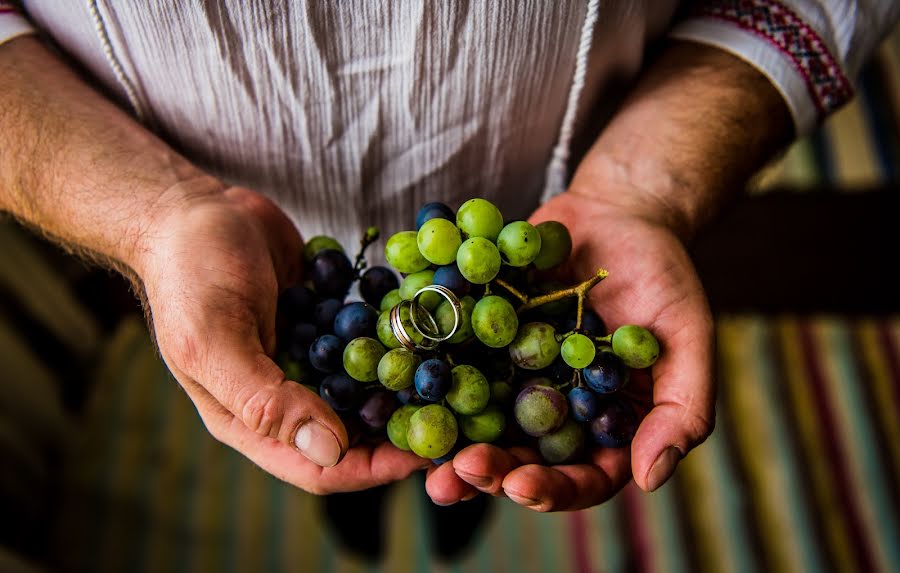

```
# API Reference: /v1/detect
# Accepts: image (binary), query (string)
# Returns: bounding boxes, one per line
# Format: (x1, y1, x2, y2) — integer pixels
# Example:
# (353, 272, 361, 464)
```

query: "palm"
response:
(426, 192, 714, 510)
(142, 187, 428, 494)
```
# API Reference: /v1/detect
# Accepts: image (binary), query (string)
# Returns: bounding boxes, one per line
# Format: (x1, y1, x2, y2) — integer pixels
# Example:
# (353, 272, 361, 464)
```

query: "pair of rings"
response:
(389, 284, 462, 351)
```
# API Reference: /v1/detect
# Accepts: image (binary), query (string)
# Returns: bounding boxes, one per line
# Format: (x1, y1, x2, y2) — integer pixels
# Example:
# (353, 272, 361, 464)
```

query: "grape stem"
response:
(353, 227, 381, 275)
(496, 268, 609, 321)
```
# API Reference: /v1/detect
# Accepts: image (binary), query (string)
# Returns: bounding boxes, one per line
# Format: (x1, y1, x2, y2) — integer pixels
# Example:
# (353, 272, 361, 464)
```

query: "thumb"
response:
(165, 320, 349, 468)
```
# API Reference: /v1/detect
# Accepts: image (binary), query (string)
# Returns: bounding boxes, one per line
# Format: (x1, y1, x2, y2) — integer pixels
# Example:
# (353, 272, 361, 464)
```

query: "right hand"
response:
(134, 184, 429, 494)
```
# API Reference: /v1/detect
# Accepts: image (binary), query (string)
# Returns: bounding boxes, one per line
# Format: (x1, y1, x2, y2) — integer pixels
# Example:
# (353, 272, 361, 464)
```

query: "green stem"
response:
(493, 278, 528, 303)
(517, 267, 609, 313)
(353, 226, 380, 275)
(593, 334, 612, 344)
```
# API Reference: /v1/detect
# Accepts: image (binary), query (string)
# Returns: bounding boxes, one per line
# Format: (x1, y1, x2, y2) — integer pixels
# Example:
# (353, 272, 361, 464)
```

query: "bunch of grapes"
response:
(276, 198, 660, 466)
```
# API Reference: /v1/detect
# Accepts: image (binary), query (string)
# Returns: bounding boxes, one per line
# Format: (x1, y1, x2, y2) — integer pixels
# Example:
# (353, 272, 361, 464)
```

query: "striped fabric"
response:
(49, 315, 900, 573)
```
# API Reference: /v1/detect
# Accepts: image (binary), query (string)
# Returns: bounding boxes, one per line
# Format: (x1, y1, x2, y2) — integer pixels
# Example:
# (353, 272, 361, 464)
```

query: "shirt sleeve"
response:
(670, 0, 900, 135)
(0, 1, 36, 47)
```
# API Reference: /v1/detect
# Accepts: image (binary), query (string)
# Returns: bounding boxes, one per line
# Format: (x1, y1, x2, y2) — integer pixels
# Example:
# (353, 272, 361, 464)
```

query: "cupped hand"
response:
(425, 190, 715, 510)
(135, 184, 429, 494)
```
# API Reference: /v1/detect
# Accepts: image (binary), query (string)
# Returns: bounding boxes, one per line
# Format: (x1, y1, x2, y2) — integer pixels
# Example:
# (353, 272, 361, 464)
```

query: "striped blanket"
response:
(47, 316, 900, 573)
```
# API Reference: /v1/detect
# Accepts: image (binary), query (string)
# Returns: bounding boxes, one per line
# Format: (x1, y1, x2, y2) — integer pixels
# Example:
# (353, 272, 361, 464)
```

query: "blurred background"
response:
(2, 28, 900, 573)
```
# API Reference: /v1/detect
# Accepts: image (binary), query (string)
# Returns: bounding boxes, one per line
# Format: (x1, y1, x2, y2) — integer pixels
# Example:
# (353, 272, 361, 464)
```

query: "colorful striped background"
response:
(2, 22, 899, 573)
(47, 315, 900, 573)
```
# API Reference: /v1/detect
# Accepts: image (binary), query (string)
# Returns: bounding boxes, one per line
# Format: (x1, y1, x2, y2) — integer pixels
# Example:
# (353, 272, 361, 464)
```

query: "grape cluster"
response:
(276, 199, 660, 466)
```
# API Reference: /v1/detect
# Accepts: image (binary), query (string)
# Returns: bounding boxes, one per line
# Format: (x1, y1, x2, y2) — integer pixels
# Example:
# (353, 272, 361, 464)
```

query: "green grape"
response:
(561, 333, 596, 369)
(343, 337, 386, 382)
(513, 385, 568, 437)
(376, 310, 402, 349)
(377, 348, 420, 390)
(489, 380, 514, 404)
(496, 221, 542, 267)
(611, 325, 660, 369)
(304, 235, 344, 262)
(532, 221, 572, 270)
(456, 198, 504, 242)
(417, 218, 462, 266)
(460, 405, 506, 443)
(435, 295, 476, 343)
(407, 404, 458, 459)
(387, 404, 421, 450)
(471, 295, 518, 348)
(385, 231, 429, 274)
(508, 322, 560, 370)
(447, 365, 490, 415)
(379, 289, 402, 312)
(538, 419, 585, 464)
(456, 237, 501, 284)
(399, 270, 441, 310)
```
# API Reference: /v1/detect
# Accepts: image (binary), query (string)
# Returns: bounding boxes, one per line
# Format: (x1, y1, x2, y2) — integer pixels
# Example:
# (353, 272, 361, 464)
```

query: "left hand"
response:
(425, 189, 716, 510)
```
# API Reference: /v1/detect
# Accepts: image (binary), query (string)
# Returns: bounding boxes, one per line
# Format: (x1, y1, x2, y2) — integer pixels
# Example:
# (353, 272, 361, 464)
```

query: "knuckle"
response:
(686, 407, 715, 443)
(239, 386, 285, 438)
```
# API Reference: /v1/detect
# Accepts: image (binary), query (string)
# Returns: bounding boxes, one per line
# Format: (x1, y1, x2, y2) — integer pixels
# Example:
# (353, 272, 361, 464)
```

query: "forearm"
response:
(0, 36, 220, 274)
(570, 40, 793, 240)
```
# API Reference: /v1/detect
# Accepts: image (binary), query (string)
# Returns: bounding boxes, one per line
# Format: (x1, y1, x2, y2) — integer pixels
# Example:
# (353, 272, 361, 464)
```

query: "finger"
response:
(425, 462, 478, 505)
(452, 443, 542, 496)
(631, 302, 716, 492)
(164, 316, 350, 468)
(183, 378, 429, 493)
(500, 446, 631, 512)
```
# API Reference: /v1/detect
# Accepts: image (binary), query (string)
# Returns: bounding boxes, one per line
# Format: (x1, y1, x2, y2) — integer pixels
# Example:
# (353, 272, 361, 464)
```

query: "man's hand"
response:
(0, 36, 428, 494)
(426, 40, 792, 508)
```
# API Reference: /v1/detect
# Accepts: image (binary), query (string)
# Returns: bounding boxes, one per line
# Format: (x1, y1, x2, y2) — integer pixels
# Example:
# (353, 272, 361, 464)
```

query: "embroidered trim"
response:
(690, 0, 853, 119)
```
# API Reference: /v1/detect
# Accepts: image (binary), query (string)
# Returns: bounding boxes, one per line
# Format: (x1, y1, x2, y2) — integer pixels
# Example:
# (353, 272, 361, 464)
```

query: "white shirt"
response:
(2, 1, 898, 248)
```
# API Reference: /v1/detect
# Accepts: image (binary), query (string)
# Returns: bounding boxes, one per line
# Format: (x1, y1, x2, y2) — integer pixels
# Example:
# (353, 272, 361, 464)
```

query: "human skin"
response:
(424, 41, 793, 510)
(0, 36, 429, 493)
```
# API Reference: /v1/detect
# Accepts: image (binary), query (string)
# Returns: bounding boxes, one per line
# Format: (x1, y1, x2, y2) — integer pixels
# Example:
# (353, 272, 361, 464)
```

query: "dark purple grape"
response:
(359, 266, 400, 307)
(319, 374, 362, 411)
(568, 387, 598, 422)
(433, 264, 471, 297)
(308, 334, 345, 373)
(278, 285, 317, 323)
(548, 358, 574, 384)
(287, 322, 318, 362)
(397, 386, 424, 406)
(358, 391, 399, 430)
(314, 298, 343, 332)
(562, 308, 606, 336)
(311, 249, 354, 299)
(414, 358, 453, 402)
(583, 349, 629, 394)
(589, 398, 638, 447)
(333, 302, 378, 341)
(339, 412, 366, 447)
(415, 202, 455, 230)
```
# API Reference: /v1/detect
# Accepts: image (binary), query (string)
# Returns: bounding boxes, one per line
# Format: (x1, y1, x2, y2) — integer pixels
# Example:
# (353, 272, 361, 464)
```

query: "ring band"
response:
(410, 285, 461, 343)
(388, 285, 462, 351)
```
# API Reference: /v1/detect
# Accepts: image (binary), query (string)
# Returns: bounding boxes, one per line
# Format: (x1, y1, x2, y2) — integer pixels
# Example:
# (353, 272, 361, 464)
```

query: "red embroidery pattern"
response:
(690, 0, 853, 119)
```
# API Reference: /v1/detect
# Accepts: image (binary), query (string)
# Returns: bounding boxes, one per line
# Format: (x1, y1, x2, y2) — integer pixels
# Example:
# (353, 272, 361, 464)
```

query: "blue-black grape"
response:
(314, 298, 344, 332)
(278, 285, 317, 323)
(287, 322, 318, 362)
(311, 249, 354, 299)
(589, 398, 638, 447)
(583, 349, 629, 394)
(358, 391, 399, 430)
(359, 266, 399, 307)
(308, 334, 345, 373)
(333, 302, 378, 341)
(319, 373, 363, 411)
(415, 201, 455, 230)
(562, 308, 607, 337)
(414, 358, 453, 402)
(567, 387, 598, 422)
(432, 264, 471, 298)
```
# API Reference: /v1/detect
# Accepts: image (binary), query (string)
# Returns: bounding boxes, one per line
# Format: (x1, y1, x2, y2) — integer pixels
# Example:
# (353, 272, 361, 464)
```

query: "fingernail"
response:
(647, 446, 682, 492)
(433, 499, 457, 507)
(461, 492, 478, 502)
(505, 491, 541, 508)
(294, 421, 341, 467)
(456, 471, 492, 489)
